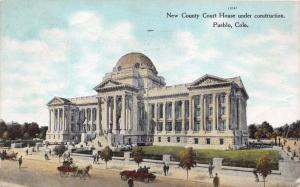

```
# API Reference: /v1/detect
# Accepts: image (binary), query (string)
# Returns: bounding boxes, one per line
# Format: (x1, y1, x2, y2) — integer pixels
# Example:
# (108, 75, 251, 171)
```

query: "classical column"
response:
(215, 94, 219, 131)
(181, 100, 185, 132)
(199, 95, 203, 131)
(113, 96, 117, 132)
(238, 96, 242, 130)
(212, 93, 216, 131)
(188, 96, 193, 133)
(162, 101, 166, 132)
(121, 94, 126, 132)
(154, 102, 158, 134)
(203, 96, 206, 131)
(62, 107, 65, 131)
(108, 98, 112, 131)
(58, 108, 61, 131)
(49, 110, 51, 131)
(226, 93, 230, 130)
(172, 100, 175, 132)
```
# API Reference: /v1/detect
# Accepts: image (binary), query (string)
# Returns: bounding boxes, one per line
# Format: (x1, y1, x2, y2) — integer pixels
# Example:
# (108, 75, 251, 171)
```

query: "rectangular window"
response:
(221, 95, 226, 104)
(209, 107, 213, 116)
(194, 138, 199, 144)
(185, 120, 189, 131)
(157, 122, 163, 131)
(208, 95, 212, 104)
(175, 121, 182, 131)
(220, 138, 224, 145)
(158, 137, 161, 142)
(219, 120, 226, 131)
(207, 120, 212, 131)
(167, 103, 172, 119)
(194, 120, 200, 131)
(166, 122, 172, 131)
(177, 137, 180, 143)
(221, 106, 225, 115)
(206, 138, 211, 144)
(159, 103, 163, 118)
(167, 137, 171, 142)
(195, 95, 200, 106)
(185, 101, 189, 118)
(151, 104, 155, 118)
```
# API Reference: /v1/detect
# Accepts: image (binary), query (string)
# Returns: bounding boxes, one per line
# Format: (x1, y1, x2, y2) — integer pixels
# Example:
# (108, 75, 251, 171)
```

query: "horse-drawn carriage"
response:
(120, 167, 156, 183)
(57, 160, 92, 178)
(0, 150, 18, 160)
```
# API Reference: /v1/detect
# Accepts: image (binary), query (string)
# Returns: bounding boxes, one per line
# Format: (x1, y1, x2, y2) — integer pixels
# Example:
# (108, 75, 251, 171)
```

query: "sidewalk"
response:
(15, 148, 296, 187)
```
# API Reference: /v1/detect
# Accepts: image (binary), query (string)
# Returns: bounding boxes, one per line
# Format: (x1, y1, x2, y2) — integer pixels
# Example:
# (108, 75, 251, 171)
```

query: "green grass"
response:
(140, 146, 281, 169)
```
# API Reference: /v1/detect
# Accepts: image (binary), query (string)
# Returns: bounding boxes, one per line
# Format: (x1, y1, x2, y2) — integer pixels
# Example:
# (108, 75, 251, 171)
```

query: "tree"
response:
(53, 143, 67, 156)
(248, 124, 257, 139)
(132, 147, 144, 168)
(256, 155, 272, 187)
(100, 146, 112, 169)
(255, 130, 263, 141)
(179, 147, 196, 180)
(0, 121, 7, 138)
(2, 131, 10, 140)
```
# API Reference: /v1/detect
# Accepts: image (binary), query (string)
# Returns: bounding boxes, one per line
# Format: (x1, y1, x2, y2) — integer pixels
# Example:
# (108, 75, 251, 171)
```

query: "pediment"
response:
(93, 79, 122, 91)
(47, 97, 69, 106)
(190, 74, 228, 86)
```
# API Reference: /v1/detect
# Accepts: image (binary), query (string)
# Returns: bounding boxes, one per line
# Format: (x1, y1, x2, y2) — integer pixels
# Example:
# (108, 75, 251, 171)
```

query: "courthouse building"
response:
(46, 52, 249, 149)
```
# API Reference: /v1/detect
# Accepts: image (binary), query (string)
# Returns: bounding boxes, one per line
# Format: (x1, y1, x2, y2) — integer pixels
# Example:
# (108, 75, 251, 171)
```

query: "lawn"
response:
(140, 146, 281, 169)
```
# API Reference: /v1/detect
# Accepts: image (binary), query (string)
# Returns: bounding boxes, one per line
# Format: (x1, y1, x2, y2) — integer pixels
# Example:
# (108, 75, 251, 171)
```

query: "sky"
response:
(0, 0, 299, 127)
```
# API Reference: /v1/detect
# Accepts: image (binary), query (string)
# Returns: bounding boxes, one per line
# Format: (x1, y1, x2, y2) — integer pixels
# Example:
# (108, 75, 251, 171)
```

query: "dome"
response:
(114, 52, 157, 74)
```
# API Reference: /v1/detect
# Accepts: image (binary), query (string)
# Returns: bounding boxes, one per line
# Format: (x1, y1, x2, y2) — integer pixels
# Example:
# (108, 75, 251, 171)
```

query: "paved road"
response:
(0, 159, 224, 187)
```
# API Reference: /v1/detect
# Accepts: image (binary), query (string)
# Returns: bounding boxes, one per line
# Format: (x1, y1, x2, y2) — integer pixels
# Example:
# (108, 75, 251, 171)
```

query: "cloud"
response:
(174, 31, 221, 62)
(0, 11, 139, 125)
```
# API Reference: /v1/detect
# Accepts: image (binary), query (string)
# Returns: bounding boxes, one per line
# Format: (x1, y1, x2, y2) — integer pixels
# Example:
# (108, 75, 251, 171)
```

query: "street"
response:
(0, 159, 223, 187)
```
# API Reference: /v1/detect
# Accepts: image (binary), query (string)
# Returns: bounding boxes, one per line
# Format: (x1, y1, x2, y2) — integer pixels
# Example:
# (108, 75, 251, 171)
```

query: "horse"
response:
(6, 152, 18, 160)
(76, 165, 92, 179)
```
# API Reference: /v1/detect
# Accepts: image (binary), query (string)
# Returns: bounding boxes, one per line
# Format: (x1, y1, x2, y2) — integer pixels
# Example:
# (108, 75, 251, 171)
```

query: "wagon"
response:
(120, 169, 156, 183)
(57, 165, 78, 177)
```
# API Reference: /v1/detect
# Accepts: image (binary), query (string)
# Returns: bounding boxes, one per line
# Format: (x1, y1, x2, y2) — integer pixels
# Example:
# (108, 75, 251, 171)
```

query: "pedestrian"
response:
(96, 154, 100, 164)
(166, 164, 169, 175)
(253, 169, 259, 182)
(128, 178, 134, 187)
(208, 162, 214, 178)
(18, 156, 23, 169)
(93, 154, 97, 164)
(213, 173, 219, 187)
(44, 152, 49, 160)
(49, 149, 51, 156)
(163, 163, 167, 176)
(25, 149, 28, 156)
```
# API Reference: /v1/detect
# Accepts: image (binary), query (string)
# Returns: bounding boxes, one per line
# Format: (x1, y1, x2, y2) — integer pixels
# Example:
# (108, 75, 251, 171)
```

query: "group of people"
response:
(137, 165, 150, 173)
(163, 162, 170, 176)
(92, 153, 101, 164)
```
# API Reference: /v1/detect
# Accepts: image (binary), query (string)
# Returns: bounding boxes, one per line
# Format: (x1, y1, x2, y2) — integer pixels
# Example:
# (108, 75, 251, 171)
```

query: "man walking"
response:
(25, 149, 28, 156)
(128, 178, 134, 187)
(18, 156, 23, 169)
(163, 163, 167, 176)
(213, 173, 220, 187)
(208, 162, 214, 178)
(166, 164, 169, 175)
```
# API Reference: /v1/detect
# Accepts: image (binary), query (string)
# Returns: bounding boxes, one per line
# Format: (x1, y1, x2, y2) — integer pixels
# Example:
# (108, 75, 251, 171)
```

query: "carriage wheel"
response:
(60, 171, 65, 177)
(121, 175, 128, 181)
(144, 177, 150, 183)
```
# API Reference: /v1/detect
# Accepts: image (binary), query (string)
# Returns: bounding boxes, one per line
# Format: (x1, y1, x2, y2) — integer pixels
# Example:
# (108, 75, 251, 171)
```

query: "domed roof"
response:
(114, 52, 157, 74)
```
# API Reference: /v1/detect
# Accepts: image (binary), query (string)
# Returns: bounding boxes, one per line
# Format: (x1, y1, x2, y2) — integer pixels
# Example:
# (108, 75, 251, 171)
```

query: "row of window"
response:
(70, 108, 97, 122)
(156, 120, 226, 131)
(157, 137, 224, 145)
(151, 97, 226, 120)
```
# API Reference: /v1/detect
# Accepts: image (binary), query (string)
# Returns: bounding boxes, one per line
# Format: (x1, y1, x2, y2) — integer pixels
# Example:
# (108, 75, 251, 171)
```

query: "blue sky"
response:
(0, 0, 299, 127)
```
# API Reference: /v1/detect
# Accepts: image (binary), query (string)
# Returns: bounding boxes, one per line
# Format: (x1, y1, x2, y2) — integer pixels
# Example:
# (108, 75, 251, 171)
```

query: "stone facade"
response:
(46, 52, 249, 149)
